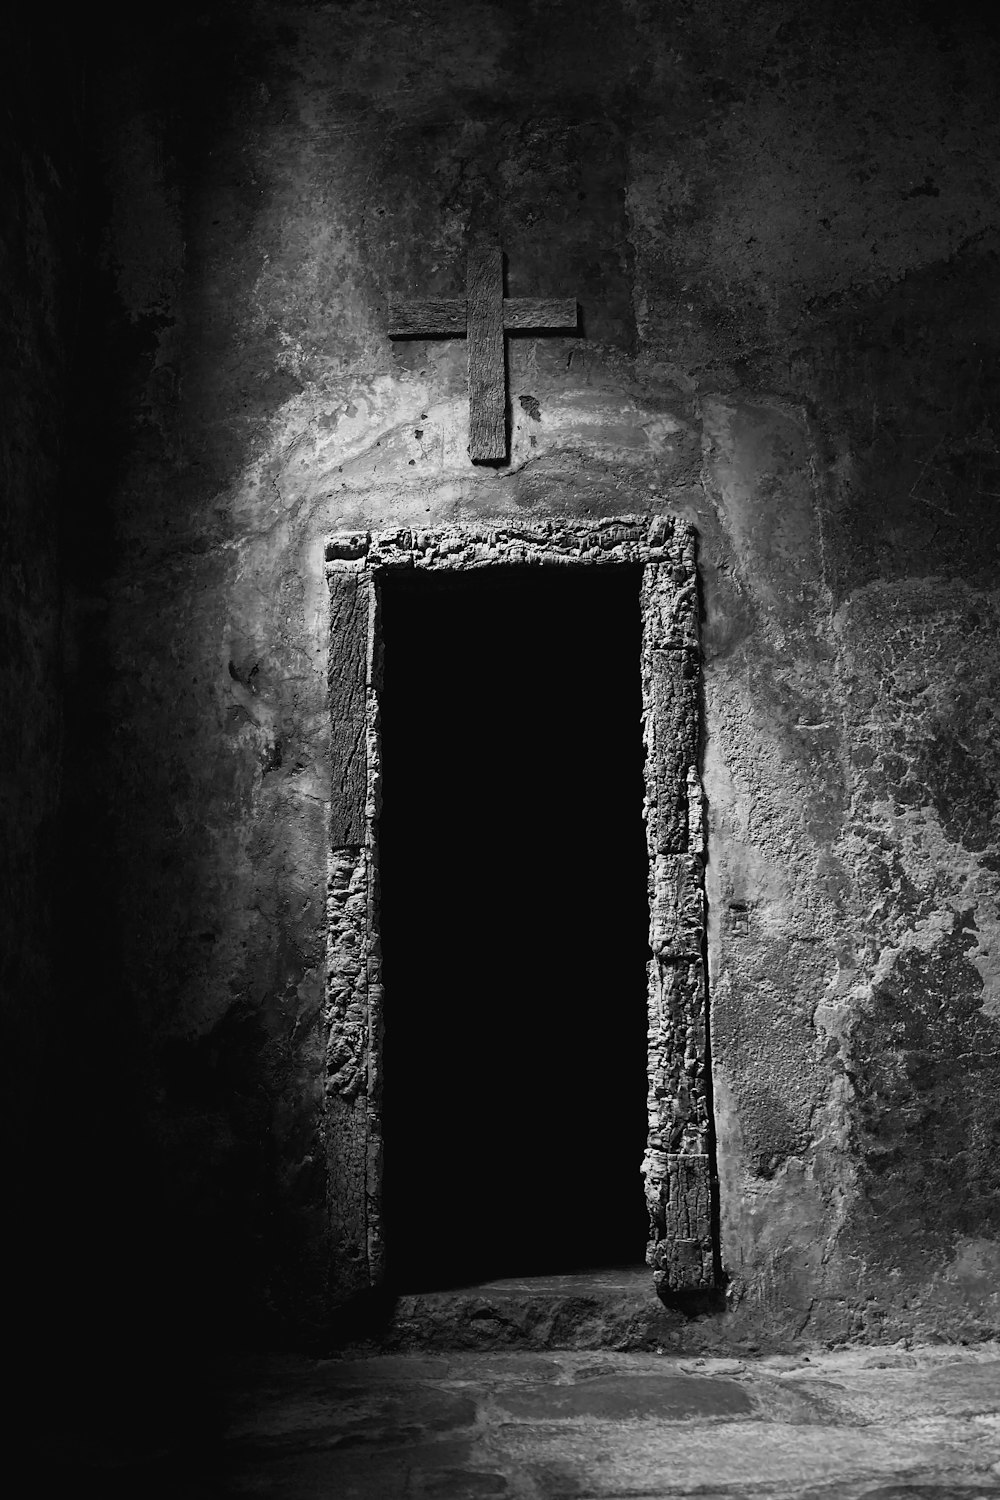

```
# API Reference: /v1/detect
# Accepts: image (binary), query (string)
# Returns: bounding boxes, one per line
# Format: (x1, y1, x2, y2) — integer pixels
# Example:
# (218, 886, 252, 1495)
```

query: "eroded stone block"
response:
(642, 559, 699, 650)
(326, 846, 369, 1099)
(646, 648, 700, 854)
(646, 1154, 714, 1292)
(649, 854, 705, 957)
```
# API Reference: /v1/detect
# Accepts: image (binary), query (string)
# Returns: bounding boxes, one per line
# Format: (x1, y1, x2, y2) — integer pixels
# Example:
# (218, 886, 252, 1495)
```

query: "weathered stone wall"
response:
(75, 0, 1000, 1344)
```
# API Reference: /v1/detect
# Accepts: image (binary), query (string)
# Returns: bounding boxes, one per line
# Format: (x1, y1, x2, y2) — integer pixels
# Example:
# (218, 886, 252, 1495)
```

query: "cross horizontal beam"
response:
(388, 297, 578, 338)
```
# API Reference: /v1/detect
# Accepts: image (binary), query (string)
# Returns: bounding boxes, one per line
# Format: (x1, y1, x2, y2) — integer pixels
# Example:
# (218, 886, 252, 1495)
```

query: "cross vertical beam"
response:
(466, 232, 506, 462)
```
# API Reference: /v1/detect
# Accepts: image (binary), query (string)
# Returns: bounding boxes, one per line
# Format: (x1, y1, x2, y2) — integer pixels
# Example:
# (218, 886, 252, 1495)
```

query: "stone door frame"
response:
(325, 515, 713, 1299)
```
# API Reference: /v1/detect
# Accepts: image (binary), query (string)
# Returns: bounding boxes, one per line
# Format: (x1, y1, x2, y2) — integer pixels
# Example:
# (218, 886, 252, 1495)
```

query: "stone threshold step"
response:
(382, 1265, 711, 1352)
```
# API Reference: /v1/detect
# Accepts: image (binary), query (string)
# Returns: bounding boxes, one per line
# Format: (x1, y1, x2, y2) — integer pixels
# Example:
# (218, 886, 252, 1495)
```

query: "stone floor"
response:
(36, 1340, 1000, 1499)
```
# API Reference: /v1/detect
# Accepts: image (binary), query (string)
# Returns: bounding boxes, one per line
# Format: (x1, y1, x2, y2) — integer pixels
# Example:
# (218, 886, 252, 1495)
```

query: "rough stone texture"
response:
(638, 560, 712, 1291)
(647, 648, 701, 855)
(12, 0, 1000, 1352)
(389, 1270, 696, 1353)
(327, 573, 368, 847)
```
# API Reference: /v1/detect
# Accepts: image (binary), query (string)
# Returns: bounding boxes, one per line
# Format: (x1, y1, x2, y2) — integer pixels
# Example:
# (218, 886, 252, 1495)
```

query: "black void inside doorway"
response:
(378, 563, 649, 1291)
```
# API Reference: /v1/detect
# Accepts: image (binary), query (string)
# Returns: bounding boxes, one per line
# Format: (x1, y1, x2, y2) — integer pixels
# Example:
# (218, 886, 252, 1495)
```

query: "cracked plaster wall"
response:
(59, 0, 1000, 1344)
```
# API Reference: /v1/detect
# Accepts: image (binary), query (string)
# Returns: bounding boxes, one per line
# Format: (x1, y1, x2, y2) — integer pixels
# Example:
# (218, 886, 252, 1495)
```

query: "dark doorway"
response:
(379, 563, 649, 1290)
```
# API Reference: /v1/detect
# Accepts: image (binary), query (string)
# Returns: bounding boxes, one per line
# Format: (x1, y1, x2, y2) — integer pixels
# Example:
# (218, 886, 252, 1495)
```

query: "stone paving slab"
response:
(485, 1416, 997, 1497)
(208, 1345, 1000, 1500)
(490, 1372, 756, 1421)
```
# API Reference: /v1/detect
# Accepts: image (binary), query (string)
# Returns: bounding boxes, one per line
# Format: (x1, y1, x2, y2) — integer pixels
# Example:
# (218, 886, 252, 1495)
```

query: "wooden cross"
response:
(388, 231, 577, 464)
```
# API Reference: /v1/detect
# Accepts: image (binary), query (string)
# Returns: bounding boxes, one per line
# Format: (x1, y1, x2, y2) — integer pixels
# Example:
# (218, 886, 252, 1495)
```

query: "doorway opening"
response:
(378, 563, 649, 1291)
